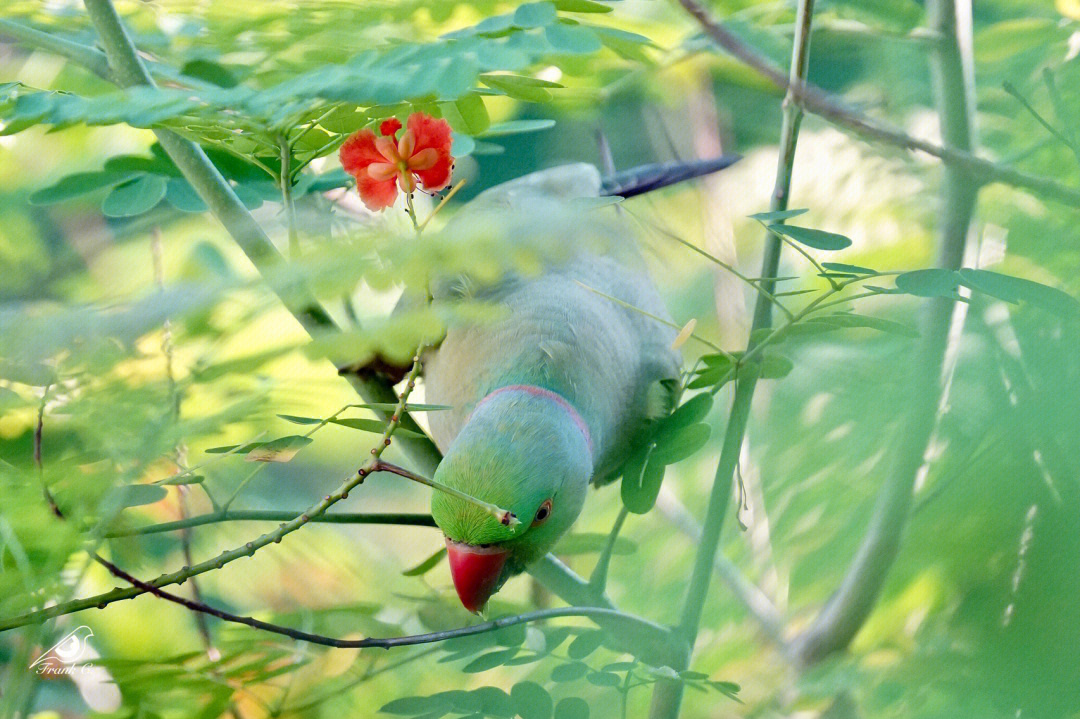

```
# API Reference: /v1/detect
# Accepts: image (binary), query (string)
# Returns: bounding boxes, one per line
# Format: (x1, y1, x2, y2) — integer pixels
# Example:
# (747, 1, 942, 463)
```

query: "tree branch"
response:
(649, 2, 817, 716)
(88, 551, 676, 652)
(0, 18, 113, 80)
(103, 511, 437, 538)
(790, 0, 979, 666)
(674, 0, 1080, 207)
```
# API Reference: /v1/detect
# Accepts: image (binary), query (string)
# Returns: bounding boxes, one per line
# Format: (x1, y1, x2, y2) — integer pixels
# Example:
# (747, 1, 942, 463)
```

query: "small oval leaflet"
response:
(462, 648, 518, 673)
(748, 207, 808, 222)
(550, 660, 589, 682)
(511, 681, 553, 719)
(554, 697, 590, 719)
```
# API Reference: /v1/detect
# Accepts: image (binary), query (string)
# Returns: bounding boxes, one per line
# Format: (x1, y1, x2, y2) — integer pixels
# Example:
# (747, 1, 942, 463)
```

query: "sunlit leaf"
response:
(748, 208, 808, 222)
(245, 435, 313, 463)
(101, 175, 168, 217)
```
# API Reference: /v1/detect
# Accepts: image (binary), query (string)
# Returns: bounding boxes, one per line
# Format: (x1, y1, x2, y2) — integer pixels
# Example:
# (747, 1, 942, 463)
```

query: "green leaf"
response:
(554, 697, 589, 719)
(379, 695, 449, 715)
(245, 435, 313, 463)
(101, 175, 168, 217)
(277, 414, 323, 425)
(441, 94, 490, 135)
(29, 171, 137, 205)
(473, 687, 513, 717)
(347, 402, 453, 412)
(402, 547, 446, 577)
(554, 0, 612, 11)
(758, 352, 795, 379)
(462, 648, 518, 673)
(545, 23, 603, 54)
(768, 224, 853, 251)
(480, 119, 557, 137)
(749, 208, 808, 222)
(567, 630, 604, 659)
(621, 447, 666, 514)
(823, 313, 920, 337)
(551, 661, 589, 682)
(165, 178, 209, 213)
(586, 671, 620, 687)
(822, 262, 877, 275)
(117, 484, 168, 508)
(479, 75, 555, 103)
(452, 133, 476, 157)
(157, 474, 204, 486)
(514, 2, 558, 28)
(511, 681, 553, 719)
(894, 269, 961, 297)
(180, 59, 239, 88)
(958, 268, 1080, 318)
(329, 417, 427, 439)
(663, 393, 713, 431)
(319, 105, 367, 134)
(708, 680, 742, 699)
(651, 423, 711, 465)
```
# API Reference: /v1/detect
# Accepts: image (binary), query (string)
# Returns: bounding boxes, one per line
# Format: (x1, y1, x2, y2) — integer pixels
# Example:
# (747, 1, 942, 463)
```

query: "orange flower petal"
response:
(406, 113, 454, 192)
(367, 162, 398, 182)
(375, 135, 400, 163)
(397, 129, 416, 161)
(408, 148, 439, 171)
(339, 129, 383, 178)
(356, 174, 398, 211)
(379, 118, 402, 137)
(408, 113, 453, 158)
(414, 156, 453, 192)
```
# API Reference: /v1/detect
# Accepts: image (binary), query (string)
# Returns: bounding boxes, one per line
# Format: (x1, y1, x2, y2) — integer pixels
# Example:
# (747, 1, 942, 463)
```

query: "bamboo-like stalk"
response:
(648, 2, 816, 716)
(790, 0, 979, 666)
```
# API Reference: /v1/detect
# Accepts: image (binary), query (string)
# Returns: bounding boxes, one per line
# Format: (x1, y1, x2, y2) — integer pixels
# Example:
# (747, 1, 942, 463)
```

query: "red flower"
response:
(339, 113, 454, 212)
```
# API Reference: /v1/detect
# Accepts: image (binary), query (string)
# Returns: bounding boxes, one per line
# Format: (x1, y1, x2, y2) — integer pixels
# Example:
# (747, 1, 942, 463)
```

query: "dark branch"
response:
(104, 511, 437, 538)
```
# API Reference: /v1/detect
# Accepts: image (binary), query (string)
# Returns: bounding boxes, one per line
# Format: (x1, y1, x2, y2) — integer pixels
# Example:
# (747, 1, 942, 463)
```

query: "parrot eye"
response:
(532, 499, 553, 527)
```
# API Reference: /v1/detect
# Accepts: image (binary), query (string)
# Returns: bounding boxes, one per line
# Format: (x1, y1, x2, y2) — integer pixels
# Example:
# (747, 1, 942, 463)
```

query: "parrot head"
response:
(431, 387, 593, 612)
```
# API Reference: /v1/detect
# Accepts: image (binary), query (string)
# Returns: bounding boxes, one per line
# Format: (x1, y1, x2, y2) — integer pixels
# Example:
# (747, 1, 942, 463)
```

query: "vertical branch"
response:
(278, 135, 300, 259)
(791, 0, 978, 666)
(649, 2, 816, 716)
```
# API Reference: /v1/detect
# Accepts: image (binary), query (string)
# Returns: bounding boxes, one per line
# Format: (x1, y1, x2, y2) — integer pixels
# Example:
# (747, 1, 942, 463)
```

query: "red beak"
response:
(445, 538, 509, 613)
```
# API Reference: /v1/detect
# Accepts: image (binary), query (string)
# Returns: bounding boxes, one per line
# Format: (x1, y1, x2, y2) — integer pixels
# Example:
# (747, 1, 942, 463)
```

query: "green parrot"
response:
(423, 160, 735, 612)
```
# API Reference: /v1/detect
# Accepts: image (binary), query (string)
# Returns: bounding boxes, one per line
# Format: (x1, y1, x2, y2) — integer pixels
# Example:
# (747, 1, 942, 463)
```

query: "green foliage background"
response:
(1, 0, 1079, 718)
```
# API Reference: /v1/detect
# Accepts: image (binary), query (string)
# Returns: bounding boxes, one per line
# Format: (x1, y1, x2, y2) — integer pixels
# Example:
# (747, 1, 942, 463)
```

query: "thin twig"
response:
(588, 507, 628, 594)
(103, 511, 437, 538)
(649, 2, 816, 716)
(371, 460, 520, 529)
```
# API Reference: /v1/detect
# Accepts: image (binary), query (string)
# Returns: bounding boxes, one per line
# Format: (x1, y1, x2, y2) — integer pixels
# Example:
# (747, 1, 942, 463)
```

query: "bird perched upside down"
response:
(420, 161, 736, 612)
